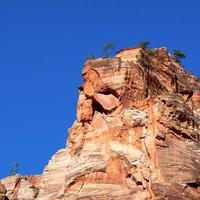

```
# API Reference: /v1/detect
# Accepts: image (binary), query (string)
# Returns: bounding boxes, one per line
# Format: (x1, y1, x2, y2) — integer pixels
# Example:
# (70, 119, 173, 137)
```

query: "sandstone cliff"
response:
(1, 47, 200, 200)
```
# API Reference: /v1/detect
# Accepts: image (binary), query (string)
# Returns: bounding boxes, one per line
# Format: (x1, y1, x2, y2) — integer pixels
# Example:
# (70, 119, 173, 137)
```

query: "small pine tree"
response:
(102, 42, 116, 58)
(11, 160, 19, 175)
(173, 49, 186, 63)
(138, 40, 150, 49)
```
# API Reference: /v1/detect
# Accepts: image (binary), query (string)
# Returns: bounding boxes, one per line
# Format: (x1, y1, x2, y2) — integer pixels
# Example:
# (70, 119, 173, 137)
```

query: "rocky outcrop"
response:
(0, 181, 7, 200)
(36, 149, 71, 200)
(1, 47, 200, 199)
(1, 174, 41, 199)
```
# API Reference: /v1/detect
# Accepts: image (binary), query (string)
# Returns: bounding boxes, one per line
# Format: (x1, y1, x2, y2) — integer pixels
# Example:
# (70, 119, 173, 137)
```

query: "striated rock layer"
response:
(1, 47, 200, 199)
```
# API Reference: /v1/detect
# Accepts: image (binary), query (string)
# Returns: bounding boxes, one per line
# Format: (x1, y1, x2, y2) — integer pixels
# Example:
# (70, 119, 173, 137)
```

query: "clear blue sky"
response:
(0, 0, 200, 178)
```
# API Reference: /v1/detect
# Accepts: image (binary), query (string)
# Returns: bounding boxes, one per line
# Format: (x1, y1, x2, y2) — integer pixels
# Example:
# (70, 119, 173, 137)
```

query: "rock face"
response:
(1, 47, 200, 199)
(0, 181, 7, 200)
(1, 174, 41, 199)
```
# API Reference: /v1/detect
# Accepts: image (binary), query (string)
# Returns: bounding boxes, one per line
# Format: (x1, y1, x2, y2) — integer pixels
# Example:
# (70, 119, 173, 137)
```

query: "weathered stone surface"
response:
(77, 92, 93, 122)
(116, 47, 141, 62)
(60, 47, 200, 199)
(0, 182, 6, 194)
(1, 47, 200, 199)
(93, 93, 120, 112)
(1, 174, 41, 199)
(0, 182, 6, 200)
(36, 149, 71, 200)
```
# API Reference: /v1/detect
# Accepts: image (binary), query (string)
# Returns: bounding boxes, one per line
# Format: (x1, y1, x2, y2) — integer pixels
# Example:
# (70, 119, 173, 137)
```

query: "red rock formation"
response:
(1, 47, 200, 199)
(0, 181, 7, 200)
(1, 174, 41, 199)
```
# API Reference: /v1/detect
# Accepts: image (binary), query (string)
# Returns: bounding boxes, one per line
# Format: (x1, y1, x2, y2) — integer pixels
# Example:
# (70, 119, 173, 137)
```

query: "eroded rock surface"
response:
(1, 47, 200, 199)
(1, 174, 41, 200)
(0, 181, 7, 200)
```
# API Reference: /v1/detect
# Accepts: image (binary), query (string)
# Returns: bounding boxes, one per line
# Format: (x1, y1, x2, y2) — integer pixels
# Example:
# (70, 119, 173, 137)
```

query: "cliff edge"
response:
(1, 47, 200, 200)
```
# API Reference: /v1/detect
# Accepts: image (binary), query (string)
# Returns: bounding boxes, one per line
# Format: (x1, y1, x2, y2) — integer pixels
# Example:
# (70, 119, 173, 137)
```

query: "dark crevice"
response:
(91, 98, 118, 115)
(186, 90, 194, 102)
(78, 85, 84, 91)
(117, 57, 122, 71)
(174, 75, 178, 93)
(177, 111, 188, 123)
(127, 174, 132, 178)
(136, 181, 143, 185)
(186, 182, 200, 189)
(170, 127, 193, 140)
(156, 142, 168, 148)
(92, 98, 106, 114)
(99, 88, 119, 98)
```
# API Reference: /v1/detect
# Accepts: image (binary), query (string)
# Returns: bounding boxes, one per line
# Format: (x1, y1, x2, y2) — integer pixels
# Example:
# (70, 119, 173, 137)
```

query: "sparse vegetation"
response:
(11, 160, 19, 175)
(147, 48, 157, 56)
(86, 54, 96, 60)
(173, 49, 186, 63)
(137, 47, 153, 98)
(138, 40, 150, 49)
(138, 50, 151, 68)
(102, 41, 116, 58)
(137, 40, 155, 67)
(136, 41, 159, 98)
(186, 70, 193, 76)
